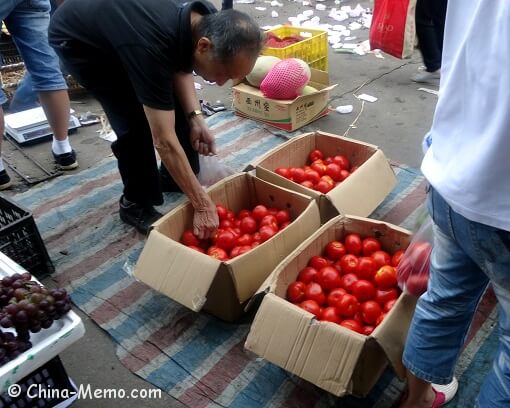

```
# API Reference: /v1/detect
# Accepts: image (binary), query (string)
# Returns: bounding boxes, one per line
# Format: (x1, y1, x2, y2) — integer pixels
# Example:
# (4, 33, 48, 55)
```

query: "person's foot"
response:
(0, 170, 12, 190)
(53, 150, 79, 170)
(411, 69, 441, 83)
(118, 195, 162, 235)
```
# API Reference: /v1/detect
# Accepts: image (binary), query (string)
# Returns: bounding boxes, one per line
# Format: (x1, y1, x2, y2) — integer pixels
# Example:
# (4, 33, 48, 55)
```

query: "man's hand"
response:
(193, 197, 219, 240)
(190, 115, 216, 156)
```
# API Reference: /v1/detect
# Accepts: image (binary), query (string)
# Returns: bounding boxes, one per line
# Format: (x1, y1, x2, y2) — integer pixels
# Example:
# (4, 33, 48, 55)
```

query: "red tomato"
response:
(187, 245, 205, 253)
(320, 175, 335, 186)
(275, 210, 290, 225)
(325, 241, 346, 261)
(252, 205, 269, 222)
(339, 319, 362, 333)
(317, 266, 342, 291)
(339, 169, 351, 181)
(314, 180, 333, 194)
(333, 155, 350, 171)
(360, 301, 382, 325)
(252, 232, 262, 243)
(237, 209, 251, 219)
(353, 311, 364, 324)
(219, 219, 234, 230)
(398, 242, 432, 283)
(309, 256, 329, 270)
(374, 265, 398, 289)
(181, 229, 200, 247)
(323, 156, 333, 165)
(226, 210, 235, 221)
(344, 233, 362, 255)
(216, 204, 229, 221)
(405, 273, 429, 296)
(362, 237, 382, 256)
(356, 256, 377, 280)
(304, 169, 321, 184)
(287, 281, 306, 303)
(299, 299, 321, 317)
(230, 246, 242, 258)
(320, 307, 341, 324)
(240, 216, 258, 234)
(361, 325, 375, 336)
(351, 280, 376, 302)
(290, 167, 306, 183)
(391, 249, 405, 267)
(384, 299, 398, 313)
(275, 167, 291, 179)
(236, 233, 253, 247)
(340, 254, 359, 275)
(376, 312, 387, 327)
(336, 294, 359, 317)
(207, 246, 229, 261)
(304, 282, 326, 305)
(340, 273, 359, 292)
(309, 149, 324, 163)
(297, 266, 318, 284)
(371, 250, 392, 268)
(374, 287, 399, 306)
(300, 180, 314, 189)
(260, 215, 278, 230)
(325, 163, 342, 182)
(326, 288, 347, 307)
(259, 225, 277, 242)
(311, 161, 327, 176)
(215, 230, 237, 251)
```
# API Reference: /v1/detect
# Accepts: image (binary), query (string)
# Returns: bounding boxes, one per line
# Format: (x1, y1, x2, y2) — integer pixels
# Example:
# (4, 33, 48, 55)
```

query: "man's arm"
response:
(143, 106, 218, 239)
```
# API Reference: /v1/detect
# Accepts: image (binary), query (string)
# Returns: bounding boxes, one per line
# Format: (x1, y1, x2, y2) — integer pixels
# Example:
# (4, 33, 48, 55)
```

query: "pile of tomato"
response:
(286, 233, 404, 335)
(180, 204, 291, 261)
(274, 149, 359, 194)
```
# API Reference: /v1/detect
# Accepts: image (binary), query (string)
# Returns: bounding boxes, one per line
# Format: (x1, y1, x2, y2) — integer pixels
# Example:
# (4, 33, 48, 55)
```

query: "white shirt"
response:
(421, 0, 510, 231)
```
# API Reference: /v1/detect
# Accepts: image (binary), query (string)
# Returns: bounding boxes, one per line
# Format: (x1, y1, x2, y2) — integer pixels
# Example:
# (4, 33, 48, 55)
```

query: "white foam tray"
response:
(0, 253, 85, 394)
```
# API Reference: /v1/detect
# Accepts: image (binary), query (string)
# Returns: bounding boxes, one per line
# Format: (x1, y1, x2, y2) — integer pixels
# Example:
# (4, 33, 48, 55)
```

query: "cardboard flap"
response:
(133, 230, 219, 312)
(246, 294, 366, 396)
(371, 293, 418, 378)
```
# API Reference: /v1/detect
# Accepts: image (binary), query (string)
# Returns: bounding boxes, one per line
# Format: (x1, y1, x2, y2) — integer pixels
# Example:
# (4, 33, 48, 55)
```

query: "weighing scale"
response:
(3, 107, 81, 145)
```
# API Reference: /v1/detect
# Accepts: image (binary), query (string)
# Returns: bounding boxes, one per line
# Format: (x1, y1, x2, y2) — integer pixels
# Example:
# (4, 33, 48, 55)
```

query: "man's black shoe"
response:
(159, 166, 183, 193)
(53, 149, 79, 170)
(119, 196, 162, 235)
(0, 170, 12, 190)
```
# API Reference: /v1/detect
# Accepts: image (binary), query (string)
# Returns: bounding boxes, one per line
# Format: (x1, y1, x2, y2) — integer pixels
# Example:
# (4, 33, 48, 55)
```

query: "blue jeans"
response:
(403, 187, 510, 407)
(0, 0, 66, 105)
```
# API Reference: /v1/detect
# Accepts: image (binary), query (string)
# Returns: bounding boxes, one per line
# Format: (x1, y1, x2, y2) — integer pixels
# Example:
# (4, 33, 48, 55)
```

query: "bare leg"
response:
(38, 89, 70, 141)
(400, 371, 436, 408)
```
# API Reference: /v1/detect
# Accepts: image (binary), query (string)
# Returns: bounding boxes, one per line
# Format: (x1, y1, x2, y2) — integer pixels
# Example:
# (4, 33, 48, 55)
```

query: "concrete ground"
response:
(1, 0, 439, 406)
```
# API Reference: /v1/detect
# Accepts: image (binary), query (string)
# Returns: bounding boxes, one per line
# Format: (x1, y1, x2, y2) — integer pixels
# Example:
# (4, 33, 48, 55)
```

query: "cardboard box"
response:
(250, 131, 397, 222)
(232, 69, 336, 132)
(245, 215, 417, 397)
(133, 173, 321, 322)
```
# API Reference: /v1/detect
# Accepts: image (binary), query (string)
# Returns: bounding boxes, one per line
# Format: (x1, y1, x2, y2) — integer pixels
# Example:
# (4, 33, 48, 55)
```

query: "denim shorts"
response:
(403, 186, 510, 407)
(0, 0, 67, 104)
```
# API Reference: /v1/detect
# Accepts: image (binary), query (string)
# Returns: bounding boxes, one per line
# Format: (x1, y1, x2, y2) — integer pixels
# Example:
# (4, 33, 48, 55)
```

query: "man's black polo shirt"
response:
(50, 0, 217, 110)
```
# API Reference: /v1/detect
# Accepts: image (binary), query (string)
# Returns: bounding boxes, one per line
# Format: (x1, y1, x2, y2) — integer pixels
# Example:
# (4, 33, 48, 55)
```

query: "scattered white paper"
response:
(357, 93, 378, 102)
(316, 4, 326, 11)
(255, 6, 266, 10)
(194, 82, 202, 90)
(270, 0, 283, 6)
(310, 16, 321, 23)
(348, 21, 362, 30)
(271, 10, 279, 17)
(349, 4, 365, 18)
(373, 49, 385, 59)
(99, 130, 117, 142)
(332, 24, 346, 32)
(329, 10, 349, 21)
(340, 43, 358, 49)
(302, 0, 311, 5)
(235, 0, 255, 3)
(303, 9, 314, 17)
(418, 87, 439, 96)
(336, 105, 353, 114)
(332, 43, 344, 49)
(341, 29, 351, 36)
(340, 5, 352, 12)
(344, 36, 357, 41)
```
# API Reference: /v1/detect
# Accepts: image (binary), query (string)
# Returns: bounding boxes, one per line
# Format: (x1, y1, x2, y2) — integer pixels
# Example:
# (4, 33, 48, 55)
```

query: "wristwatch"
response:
(187, 110, 203, 120)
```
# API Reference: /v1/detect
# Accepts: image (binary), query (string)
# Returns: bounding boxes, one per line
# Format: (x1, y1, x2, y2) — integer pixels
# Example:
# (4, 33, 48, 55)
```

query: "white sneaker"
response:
(411, 69, 441, 83)
(431, 376, 459, 406)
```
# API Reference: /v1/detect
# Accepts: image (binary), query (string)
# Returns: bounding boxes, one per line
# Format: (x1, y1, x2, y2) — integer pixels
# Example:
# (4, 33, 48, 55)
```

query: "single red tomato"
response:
(290, 167, 306, 183)
(308, 255, 329, 270)
(361, 325, 375, 336)
(275, 210, 290, 225)
(237, 209, 251, 219)
(320, 307, 341, 324)
(311, 161, 327, 176)
(309, 149, 324, 163)
(340, 273, 359, 292)
(304, 282, 326, 305)
(325, 241, 346, 261)
(275, 167, 291, 179)
(344, 233, 362, 255)
(356, 256, 377, 280)
(297, 266, 318, 284)
(287, 281, 306, 303)
(339, 319, 362, 333)
(360, 301, 382, 325)
(351, 280, 376, 302)
(362, 237, 382, 257)
(323, 156, 333, 165)
(405, 273, 429, 296)
(340, 254, 359, 275)
(252, 205, 269, 222)
(376, 312, 387, 327)
(219, 219, 234, 230)
(207, 246, 229, 261)
(320, 175, 335, 186)
(300, 180, 315, 189)
(336, 294, 359, 317)
(339, 169, 351, 181)
(252, 232, 262, 243)
(299, 299, 321, 317)
(317, 266, 342, 291)
(391, 249, 405, 267)
(240, 216, 258, 234)
(326, 288, 347, 307)
(260, 215, 279, 230)
(374, 287, 399, 306)
(332, 155, 350, 171)
(374, 265, 398, 289)
(226, 210, 235, 221)
(215, 230, 237, 251)
(304, 169, 321, 184)
(236, 233, 253, 247)
(384, 299, 398, 313)
(181, 229, 200, 247)
(216, 204, 229, 221)
(325, 163, 342, 182)
(259, 225, 277, 242)
(371, 250, 392, 268)
(230, 246, 242, 258)
(405, 241, 432, 275)
(314, 180, 333, 194)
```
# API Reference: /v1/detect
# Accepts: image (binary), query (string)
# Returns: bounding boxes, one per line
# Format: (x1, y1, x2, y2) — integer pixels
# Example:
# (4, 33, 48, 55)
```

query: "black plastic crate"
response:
(0, 356, 75, 408)
(0, 194, 54, 279)
(0, 34, 23, 66)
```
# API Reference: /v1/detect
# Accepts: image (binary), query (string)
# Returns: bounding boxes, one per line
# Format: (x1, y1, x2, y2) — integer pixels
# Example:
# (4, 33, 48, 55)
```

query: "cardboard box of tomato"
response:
(244, 215, 417, 397)
(133, 173, 321, 322)
(248, 131, 397, 223)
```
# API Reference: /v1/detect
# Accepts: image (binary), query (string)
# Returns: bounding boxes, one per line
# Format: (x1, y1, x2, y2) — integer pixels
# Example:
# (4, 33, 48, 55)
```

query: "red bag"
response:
(369, 0, 417, 59)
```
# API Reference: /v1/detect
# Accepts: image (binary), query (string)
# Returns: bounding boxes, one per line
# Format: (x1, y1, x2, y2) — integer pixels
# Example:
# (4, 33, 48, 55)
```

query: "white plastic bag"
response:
(197, 155, 236, 187)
